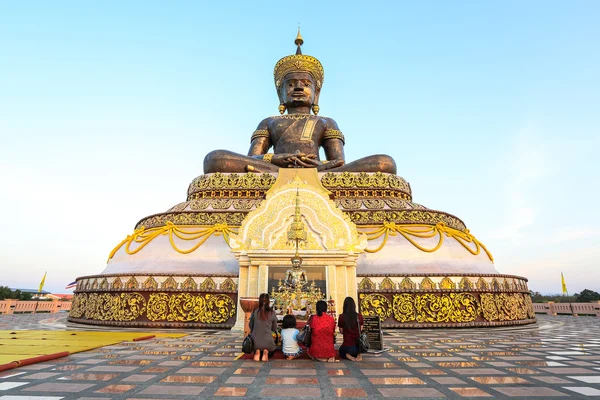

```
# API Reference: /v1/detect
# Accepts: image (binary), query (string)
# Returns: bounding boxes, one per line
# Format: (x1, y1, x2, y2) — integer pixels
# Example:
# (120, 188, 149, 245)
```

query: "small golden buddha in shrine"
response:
(203, 30, 397, 175)
(285, 255, 308, 290)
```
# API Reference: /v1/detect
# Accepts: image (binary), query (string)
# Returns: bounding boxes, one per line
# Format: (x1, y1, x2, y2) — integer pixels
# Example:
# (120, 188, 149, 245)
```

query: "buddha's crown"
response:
(274, 29, 324, 90)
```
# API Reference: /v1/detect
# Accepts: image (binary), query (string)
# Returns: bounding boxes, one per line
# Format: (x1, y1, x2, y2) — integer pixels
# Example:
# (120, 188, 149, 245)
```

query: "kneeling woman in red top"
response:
(307, 300, 337, 362)
(338, 296, 364, 361)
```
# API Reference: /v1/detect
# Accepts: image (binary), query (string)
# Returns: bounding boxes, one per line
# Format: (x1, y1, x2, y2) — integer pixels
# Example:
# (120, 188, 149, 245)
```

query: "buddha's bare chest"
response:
(268, 117, 325, 154)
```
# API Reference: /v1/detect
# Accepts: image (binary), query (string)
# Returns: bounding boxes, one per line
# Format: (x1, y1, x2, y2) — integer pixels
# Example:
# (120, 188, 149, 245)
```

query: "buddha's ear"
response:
(277, 90, 285, 114)
(312, 89, 321, 115)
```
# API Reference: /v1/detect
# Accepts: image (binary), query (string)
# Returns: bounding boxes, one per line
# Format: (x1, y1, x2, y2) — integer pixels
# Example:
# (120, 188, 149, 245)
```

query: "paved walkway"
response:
(0, 314, 599, 399)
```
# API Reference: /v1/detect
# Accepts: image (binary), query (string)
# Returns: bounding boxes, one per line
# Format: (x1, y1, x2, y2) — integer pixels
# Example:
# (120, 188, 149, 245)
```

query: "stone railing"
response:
(533, 301, 600, 317)
(0, 300, 73, 314)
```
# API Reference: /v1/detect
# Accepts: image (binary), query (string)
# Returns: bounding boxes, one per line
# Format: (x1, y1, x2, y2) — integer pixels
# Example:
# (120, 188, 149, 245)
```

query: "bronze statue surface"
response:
(203, 31, 396, 175)
(285, 256, 308, 290)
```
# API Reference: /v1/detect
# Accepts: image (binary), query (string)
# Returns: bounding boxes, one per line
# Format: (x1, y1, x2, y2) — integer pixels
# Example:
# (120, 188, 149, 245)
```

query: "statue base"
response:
(68, 169, 535, 329)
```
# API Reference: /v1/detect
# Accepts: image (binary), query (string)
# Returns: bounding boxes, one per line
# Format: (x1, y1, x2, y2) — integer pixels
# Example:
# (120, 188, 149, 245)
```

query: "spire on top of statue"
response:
(295, 28, 303, 54)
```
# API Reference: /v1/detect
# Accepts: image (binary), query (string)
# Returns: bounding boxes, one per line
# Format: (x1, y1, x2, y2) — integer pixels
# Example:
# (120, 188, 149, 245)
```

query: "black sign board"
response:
(362, 315, 383, 351)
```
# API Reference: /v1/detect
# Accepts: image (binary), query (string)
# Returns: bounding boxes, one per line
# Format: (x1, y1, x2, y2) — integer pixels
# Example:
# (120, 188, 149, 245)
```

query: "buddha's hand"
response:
(317, 158, 345, 171)
(272, 152, 319, 168)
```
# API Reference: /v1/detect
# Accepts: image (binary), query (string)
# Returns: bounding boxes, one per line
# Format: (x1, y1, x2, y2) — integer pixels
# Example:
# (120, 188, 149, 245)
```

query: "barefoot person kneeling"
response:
(250, 293, 277, 362)
(307, 300, 338, 362)
(338, 296, 364, 362)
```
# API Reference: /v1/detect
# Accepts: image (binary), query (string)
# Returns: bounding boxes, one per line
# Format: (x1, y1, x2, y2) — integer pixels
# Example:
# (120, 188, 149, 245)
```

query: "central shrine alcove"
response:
(228, 168, 367, 330)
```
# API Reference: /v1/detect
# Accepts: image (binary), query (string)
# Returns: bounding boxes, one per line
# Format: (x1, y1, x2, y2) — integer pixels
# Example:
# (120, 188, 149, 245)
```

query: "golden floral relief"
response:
(358, 292, 535, 324)
(359, 293, 392, 320)
(146, 293, 235, 323)
(69, 292, 236, 324)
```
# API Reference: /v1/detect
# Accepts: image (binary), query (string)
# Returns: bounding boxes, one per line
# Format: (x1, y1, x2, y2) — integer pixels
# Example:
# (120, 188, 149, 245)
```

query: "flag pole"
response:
(34, 271, 47, 313)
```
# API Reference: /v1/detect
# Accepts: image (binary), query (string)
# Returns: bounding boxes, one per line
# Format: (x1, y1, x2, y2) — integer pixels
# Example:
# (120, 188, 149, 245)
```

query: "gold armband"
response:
(263, 153, 274, 163)
(322, 129, 345, 145)
(251, 129, 269, 143)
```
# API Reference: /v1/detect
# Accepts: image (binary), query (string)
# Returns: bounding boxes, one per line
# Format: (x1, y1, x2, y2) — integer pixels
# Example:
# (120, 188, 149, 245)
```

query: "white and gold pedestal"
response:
(229, 169, 366, 331)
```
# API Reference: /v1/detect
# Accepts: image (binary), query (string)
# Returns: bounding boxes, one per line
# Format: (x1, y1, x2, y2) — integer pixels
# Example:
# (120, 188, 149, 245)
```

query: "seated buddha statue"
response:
(203, 31, 396, 175)
(285, 255, 308, 290)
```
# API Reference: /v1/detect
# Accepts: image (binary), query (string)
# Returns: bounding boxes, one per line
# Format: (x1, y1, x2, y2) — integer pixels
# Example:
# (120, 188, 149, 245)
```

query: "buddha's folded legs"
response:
(204, 150, 396, 175)
(204, 149, 280, 174)
(328, 154, 397, 175)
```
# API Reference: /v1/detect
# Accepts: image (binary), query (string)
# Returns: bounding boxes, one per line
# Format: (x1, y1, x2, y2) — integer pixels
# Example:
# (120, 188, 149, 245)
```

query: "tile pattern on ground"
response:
(0, 314, 599, 398)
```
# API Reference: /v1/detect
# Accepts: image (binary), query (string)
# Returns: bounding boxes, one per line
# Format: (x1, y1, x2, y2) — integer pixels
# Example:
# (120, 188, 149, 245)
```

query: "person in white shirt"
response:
(281, 314, 302, 360)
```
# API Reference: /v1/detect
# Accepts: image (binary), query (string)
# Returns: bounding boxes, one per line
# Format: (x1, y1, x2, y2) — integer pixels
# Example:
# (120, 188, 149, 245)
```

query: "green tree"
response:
(20, 292, 33, 301)
(530, 291, 545, 303)
(0, 286, 13, 300)
(576, 289, 600, 302)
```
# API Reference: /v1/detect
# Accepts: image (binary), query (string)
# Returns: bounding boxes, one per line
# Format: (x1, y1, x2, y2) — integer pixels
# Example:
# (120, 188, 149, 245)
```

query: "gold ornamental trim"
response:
(170, 199, 261, 211)
(122, 221, 480, 258)
(69, 292, 236, 324)
(348, 210, 466, 231)
(76, 276, 239, 295)
(251, 130, 270, 142)
(188, 190, 266, 201)
(332, 189, 411, 201)
(359, 222, 493, 261)
(109, 222, 237, 261)
(322, 172, 411, 193)
(359, 292, 535, 326)
(137, 210, 464, 231)
(322, 129, 345, 145)
(186, 172, 412, 199)
(357, 275, 529, 293)
(271, 114, 314, 120)
(187, 173, 277, 197)
(274, 54, 324, 89)
(136, 212, 247, 230)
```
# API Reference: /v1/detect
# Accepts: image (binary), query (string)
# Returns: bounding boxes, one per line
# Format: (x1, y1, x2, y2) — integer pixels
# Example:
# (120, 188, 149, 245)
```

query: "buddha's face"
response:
(281, 72, 316, 107)
(291, 256, 302, 269)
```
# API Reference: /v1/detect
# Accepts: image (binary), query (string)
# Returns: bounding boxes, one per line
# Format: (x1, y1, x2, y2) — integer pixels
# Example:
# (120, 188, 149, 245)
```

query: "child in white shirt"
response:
(281, 314, 302, 360)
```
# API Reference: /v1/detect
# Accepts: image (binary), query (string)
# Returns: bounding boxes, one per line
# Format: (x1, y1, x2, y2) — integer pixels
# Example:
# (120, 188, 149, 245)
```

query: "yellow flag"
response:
(561, 272, 568, 295)
(38, 271, 47, 293)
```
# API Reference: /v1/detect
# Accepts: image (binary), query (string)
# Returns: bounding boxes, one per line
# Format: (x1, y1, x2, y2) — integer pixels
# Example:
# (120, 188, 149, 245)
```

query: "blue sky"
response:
(1, 1, 598, 294)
